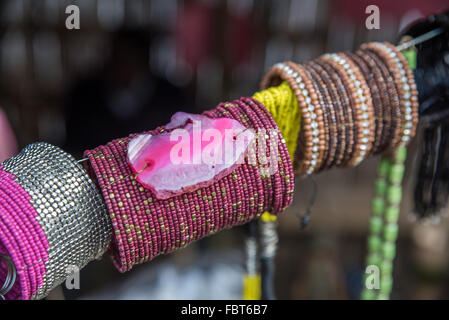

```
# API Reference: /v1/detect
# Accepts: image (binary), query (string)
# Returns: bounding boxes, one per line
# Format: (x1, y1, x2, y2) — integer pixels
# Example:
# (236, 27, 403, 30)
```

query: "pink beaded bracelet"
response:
(85, 97, 294, 272)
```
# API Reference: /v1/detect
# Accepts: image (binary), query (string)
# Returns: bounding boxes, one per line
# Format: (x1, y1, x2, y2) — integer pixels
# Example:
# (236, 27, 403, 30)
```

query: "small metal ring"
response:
(0, 253, 16, 298)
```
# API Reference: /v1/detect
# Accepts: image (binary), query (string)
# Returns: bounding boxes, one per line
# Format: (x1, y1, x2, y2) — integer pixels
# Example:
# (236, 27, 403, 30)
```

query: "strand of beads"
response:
(377, 147, 406, 299)
(361, 155, 391, 300)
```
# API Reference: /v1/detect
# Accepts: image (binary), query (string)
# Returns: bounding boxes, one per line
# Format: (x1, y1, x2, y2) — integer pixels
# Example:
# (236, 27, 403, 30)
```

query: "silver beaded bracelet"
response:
(1, 142, 111, 299)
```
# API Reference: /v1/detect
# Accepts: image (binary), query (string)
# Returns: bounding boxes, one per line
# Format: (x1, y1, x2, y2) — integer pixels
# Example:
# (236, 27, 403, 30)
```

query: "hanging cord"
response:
(259, 213, 278, 300)
(296, 176, 317, 230)
(242, 222, 261, 300)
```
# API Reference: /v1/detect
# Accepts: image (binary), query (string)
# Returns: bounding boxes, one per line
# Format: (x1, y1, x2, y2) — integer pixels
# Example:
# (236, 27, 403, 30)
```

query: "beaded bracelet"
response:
(316, 59, 357, 167)
(84, 97, 294, 272)
(319, 53, 376, 166)
(361, 42, 418, 148)
(0, 143, 110, 299)
(261, 63, 324, 176)
(262, 42, 418, 177)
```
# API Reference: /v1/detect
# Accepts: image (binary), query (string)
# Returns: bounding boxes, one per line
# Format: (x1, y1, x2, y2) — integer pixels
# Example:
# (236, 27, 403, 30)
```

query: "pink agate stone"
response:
(127, 112, 254, 199)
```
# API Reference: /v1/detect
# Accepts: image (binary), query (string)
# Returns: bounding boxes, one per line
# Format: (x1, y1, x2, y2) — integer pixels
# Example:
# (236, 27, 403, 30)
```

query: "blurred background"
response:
(1, 0, 449, 299)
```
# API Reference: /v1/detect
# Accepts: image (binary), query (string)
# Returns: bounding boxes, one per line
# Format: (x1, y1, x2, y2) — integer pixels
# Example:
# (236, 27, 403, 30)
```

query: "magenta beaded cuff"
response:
(84, 97, 294, 272)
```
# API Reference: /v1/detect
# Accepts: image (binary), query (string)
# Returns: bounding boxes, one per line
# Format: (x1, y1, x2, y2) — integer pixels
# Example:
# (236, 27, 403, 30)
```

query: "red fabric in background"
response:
(176, 1, 213, 68)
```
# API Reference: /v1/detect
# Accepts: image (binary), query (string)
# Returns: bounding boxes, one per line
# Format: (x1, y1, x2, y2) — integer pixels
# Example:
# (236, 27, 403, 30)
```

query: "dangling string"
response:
(259, 213, 278, 300)
(242, 221, 261, 300)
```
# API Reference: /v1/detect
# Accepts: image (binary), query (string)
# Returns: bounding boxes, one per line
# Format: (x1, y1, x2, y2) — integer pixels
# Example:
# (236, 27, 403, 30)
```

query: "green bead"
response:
(375, 178, 387, 195)
(368, 235, 382, 251)
(387, 186, 402, 204)
(389, 164, 404, 183)
(385, 206, 399, 223)
(380, 260, 393, 275)
(403, 50, 417, 70)
(370, 217, 383, 234)
(361, 289, 377, 300)
(366, 254, 381, 267)
(394, 147, 407, 163)
(380, 276, 393, 294)
(384, 224, 398, 242)
(379, 158, 391, 176)
(382, 242, 396, 260)
(377, 293, 389, 300)
(372, 197, 385, 215)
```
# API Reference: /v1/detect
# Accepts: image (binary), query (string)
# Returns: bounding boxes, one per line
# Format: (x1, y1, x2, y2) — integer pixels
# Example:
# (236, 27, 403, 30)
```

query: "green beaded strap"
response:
(378, 148, 406, 299)
(361, 155, 391, 300)
(362, 147, 406, 299)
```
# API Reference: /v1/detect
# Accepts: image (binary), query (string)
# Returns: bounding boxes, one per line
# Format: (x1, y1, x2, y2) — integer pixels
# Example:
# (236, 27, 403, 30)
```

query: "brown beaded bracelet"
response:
(261, 41, 419, 177)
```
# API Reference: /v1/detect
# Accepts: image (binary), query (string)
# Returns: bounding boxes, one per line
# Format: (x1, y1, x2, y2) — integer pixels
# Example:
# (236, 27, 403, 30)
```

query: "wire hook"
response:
(0, 254, 17, 299)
